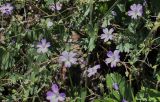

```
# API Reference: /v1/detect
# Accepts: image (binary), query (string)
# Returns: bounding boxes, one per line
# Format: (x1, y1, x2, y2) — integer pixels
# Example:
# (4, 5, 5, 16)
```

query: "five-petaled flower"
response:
(87, 65, 100, 77)
(112, 83, 119, 90)
(105, 50, 120, 68)
(0, 3, 13, 15)
(49, 2, 62, 11)
(36, 39, 51, 53)
(59, 51, 77, 68)
(128, 4, 143, 19)
(100, 28, 114, 42)
(46, 84, 66, 102)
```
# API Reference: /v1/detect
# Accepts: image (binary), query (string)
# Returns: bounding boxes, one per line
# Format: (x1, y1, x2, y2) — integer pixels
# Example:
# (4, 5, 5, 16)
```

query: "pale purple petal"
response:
(41, 48, 48, 53)
(64, 61, 71, 68)
(87, 68, 96, 77)
(105, 58, 113, 64)
(109, 28, 114, 34)
(59, 56, 67, 62)
(46, 91, 54, 100)
(93, 65, 100, 69)
(100, 34, 107, 39)
(87, 65, 100, 77)
(56, 3, 62, 10)
(113, 83, 119, 90)
(137, 4, 143, 11)
(122, 98, 128, 102)
(37, 42, 42, 48)
(52, 84, 59, 94)
(58, 93, 66, 101)
(69, 52, 76, 57)
(107, 51, 113, 57)
(46, 42, 51, 47)
(69, 58, 77, 64)
(128, 11, 135, 16)
(108, 35, 113, 40)
(130, 4, 137, 10)
(111, 61, 117, 68)
(61, 51, 69, 58)
(114, 50, 120, 58)
(103, 28, 108, 34)
(104, 37, 109, 42)
(46, 91, 54, 97)
(37, 48, 42, 53)
(41, 39, 47, 46)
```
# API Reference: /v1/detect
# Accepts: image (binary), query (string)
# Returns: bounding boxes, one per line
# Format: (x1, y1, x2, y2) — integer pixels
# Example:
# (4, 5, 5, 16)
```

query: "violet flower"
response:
(100, 28, 114, 42)
(87, 65, 100, 77)
(36, 39, 51, 53)
(111, 11, 117, 16)
(105, 50, 120, 68)
(112, 83, 119, 90)
(46, 84, 66, 102)
(128, 4, 143, 19)
(122, 98, 128, 102)
(49, 2, 62, 11)
(0, 3, 13, 15)
(59, 51, 77, 68)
